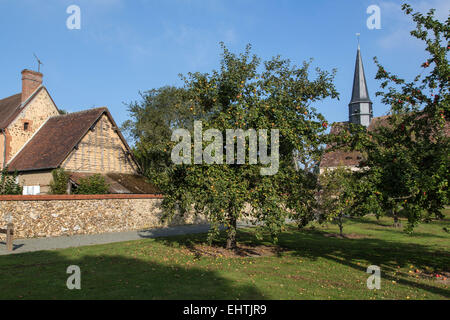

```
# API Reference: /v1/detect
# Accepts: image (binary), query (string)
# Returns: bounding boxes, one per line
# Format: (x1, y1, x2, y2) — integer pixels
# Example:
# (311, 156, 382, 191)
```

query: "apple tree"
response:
(333, 4, 449, 232)
(159, 43, 338, 249)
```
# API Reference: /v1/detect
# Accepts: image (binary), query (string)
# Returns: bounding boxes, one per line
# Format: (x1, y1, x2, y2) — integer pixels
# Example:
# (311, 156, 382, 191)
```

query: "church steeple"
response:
(348, 43, 373, 127)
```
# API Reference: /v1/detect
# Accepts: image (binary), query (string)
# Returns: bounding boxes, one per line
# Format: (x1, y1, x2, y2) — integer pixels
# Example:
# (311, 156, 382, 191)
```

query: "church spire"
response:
(348, 42, 373, 127)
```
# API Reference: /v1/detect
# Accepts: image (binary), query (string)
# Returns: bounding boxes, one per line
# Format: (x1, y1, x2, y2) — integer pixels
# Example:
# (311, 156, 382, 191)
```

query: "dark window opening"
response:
(24, 122, 29, 131)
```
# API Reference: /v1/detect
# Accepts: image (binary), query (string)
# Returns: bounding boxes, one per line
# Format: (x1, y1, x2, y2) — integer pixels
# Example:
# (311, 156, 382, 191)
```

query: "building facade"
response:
(0, 69, 142, 194)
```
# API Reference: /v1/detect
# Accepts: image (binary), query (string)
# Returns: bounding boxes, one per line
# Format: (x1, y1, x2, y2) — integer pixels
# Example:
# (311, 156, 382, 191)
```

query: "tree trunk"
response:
(393, 208, 401, 228)
(226, 215, 237, 250)
(297, 216, 308, 230)
(338, 213, 344, 237)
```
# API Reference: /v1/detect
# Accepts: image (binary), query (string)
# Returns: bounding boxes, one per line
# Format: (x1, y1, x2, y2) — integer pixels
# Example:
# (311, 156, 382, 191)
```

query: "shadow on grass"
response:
(365, 227, 450, 239)
(0, 249, 264, 300)
(152, 226, 450, 299)
(348, 216, 395, 227)
(276, 228, 450, 298)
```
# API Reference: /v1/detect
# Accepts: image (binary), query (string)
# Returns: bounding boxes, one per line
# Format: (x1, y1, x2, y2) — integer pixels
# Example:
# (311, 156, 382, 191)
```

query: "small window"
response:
(345, 156, 352, 160)
(24, 122, 29, 131)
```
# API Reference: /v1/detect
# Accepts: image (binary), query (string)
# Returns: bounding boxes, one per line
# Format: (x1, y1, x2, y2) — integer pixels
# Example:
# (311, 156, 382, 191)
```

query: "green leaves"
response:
(337, 4, 449, 232)
(49, 168, 70, 195)
(128, 43, 338, 247)
(122, 86, 193, 179)
(74, 174, 110, 195)
(0, 168, 22, 195)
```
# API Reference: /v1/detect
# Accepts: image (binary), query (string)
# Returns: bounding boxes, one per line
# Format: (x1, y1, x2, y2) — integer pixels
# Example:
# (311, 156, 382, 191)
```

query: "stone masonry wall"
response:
(0, 134, 4, 169)
(0, 195, 208, 239)
(7, 88, 59, 162)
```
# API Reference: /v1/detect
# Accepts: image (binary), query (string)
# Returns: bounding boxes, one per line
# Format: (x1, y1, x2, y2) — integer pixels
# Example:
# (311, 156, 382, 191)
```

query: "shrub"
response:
(49, 168, 70, 194)
(0, 168, 22, 195)
(74, 174, 110, 195)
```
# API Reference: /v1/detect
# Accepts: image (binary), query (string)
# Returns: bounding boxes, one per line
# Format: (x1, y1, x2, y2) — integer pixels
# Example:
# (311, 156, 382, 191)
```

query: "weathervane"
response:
(356, 33, 361, 48)
(33, 53, 43, 73)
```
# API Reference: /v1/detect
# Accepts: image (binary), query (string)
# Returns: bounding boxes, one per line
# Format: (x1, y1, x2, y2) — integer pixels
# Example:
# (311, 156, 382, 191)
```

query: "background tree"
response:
(158, 43, 338, 249)
(318, 167, 356, 236)
(122, 86, 193, 184)
(332, 3, 449, 232)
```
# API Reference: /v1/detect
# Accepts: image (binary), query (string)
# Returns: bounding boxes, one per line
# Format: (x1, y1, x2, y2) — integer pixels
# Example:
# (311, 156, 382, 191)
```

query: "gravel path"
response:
(0, 224, 212, 255)
(0, 222, 251, 255)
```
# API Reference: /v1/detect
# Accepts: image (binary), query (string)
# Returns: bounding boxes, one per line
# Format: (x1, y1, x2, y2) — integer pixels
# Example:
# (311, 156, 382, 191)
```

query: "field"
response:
(0, 211, 449, 300)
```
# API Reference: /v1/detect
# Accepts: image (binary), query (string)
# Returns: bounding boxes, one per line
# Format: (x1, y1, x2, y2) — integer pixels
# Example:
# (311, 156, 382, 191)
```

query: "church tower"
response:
(348, 44, 373, 127)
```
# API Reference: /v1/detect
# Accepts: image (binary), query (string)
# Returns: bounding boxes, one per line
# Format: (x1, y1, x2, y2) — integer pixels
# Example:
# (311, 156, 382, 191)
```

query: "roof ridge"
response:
(0, 93, 21, 103)
(50, 106, 108, 119)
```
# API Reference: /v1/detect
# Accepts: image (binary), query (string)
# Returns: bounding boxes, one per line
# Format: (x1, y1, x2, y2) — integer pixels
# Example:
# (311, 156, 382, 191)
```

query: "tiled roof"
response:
(69, 172, 161, 194)
(0, 93, 22, 129)
(106, 173, 161, 194)
(8, 108, 107, 172)
(320, 149, 364, 168)
(320, 121, 363, 168)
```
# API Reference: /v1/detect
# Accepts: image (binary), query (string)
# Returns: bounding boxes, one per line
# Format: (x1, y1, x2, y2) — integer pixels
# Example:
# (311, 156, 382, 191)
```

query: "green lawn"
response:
(0, 211, 449, 300)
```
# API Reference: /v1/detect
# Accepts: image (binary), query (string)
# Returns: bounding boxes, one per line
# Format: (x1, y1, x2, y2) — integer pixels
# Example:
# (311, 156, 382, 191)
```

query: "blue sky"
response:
(0, 0, 448, 130)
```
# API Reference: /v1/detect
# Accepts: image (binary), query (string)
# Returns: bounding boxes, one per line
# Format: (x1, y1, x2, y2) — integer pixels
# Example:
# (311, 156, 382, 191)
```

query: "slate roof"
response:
(349, 45, 372, 105)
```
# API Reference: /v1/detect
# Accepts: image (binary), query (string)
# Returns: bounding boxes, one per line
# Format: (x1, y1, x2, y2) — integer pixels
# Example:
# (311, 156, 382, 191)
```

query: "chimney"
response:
(21, 69, 43, 103)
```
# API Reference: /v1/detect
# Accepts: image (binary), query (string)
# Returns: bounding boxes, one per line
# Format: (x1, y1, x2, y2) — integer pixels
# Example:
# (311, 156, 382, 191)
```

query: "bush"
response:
(49, 168, 70, 194)
(0, 168, 22, 195)
(74, 174, 110, 195)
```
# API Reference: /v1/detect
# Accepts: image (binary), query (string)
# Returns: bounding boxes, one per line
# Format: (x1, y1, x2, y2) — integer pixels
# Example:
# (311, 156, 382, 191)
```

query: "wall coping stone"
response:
(0, 194, 164, 201)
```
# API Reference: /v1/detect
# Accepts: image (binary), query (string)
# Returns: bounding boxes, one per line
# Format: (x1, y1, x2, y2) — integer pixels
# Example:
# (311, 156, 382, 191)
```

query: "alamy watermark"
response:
(66, 265, 81, 290)
(367, 5, 381, 30)
(366, 265, 381, 289)
(66, 5, 81, 30)
(171, 121, 279, 175)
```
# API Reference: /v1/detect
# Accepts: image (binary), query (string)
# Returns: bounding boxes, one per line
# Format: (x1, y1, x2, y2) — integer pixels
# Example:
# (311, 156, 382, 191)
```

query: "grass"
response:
(0, 210, 449, 300)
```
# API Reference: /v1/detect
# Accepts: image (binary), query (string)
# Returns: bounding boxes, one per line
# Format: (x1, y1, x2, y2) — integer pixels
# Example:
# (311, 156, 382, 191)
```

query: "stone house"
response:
(0, 69, 151, 195)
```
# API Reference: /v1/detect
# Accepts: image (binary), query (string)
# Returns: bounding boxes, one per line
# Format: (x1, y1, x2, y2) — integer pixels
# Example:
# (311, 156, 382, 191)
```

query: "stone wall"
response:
(0, 194, 208, 239)
(7, 88, 59, 162)
(0, 132, 5, 169)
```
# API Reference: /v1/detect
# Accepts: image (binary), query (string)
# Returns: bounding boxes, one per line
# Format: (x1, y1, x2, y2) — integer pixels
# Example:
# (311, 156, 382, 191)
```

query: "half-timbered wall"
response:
(61, 114, 137, 174)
